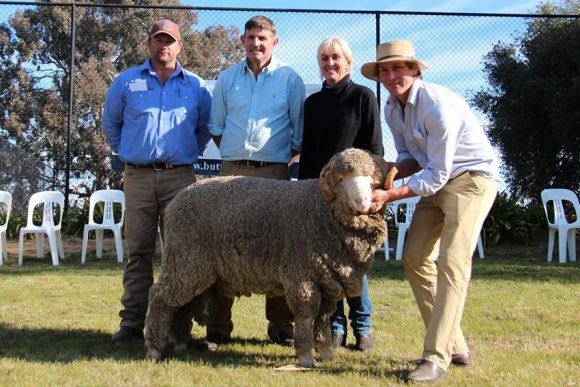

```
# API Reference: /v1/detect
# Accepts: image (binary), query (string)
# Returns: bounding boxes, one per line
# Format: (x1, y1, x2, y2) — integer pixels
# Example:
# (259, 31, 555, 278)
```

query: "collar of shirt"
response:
(242, 57, 282, 77)
(137, 58, 185, 80)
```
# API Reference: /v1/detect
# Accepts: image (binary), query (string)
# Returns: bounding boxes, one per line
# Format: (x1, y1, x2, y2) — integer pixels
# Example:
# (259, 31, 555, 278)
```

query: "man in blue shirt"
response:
(205, 15, 305, 350)
(102, 19, 212, 343)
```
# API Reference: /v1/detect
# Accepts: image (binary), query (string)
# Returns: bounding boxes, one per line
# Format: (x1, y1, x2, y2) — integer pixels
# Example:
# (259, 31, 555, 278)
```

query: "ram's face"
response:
(336, 171, 374, 213)
(319, 149, 383, 215)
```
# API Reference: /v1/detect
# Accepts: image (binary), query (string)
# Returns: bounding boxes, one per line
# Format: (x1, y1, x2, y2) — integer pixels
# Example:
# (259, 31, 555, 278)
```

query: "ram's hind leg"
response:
(170, 302, 195, 354)
(145, 283, 179, 360)
(314, 298, 336, 362)
(170, 286, 218, 354)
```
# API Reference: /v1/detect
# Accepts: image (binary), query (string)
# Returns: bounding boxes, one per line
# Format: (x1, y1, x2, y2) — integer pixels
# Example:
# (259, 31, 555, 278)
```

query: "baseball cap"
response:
(149, 19, 181, 41)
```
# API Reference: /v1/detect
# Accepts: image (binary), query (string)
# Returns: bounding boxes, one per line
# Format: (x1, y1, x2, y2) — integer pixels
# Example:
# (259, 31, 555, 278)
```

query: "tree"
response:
(471, 0, 580, 202)
(0, 0, 244, 201)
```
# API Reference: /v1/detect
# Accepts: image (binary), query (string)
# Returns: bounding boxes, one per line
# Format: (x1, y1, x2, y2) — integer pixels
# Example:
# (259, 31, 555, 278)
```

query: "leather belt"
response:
(235, 160, 277, 168)
(126, 162, 189, 171)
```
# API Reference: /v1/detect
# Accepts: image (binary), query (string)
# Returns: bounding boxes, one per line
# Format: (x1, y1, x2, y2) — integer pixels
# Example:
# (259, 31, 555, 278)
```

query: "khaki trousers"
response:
(402, 172, 498, 371)
(206, 161, 294, 339)
(119, 165, 196, 330)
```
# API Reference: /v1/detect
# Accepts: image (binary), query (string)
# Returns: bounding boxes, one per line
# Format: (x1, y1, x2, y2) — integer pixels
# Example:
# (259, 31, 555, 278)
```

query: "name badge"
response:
(129, 79, 148, 92)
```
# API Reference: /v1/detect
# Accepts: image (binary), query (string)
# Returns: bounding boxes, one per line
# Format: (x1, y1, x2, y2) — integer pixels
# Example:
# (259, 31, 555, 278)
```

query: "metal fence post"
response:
(65, 3, 76, 214)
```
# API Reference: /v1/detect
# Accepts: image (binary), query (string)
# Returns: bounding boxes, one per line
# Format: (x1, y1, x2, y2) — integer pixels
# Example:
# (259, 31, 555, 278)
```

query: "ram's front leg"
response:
(314, 298, 336, 362)
(145, 284, 178, 360)
(294, 315, 316, 367)
(287, 285, 320, 368)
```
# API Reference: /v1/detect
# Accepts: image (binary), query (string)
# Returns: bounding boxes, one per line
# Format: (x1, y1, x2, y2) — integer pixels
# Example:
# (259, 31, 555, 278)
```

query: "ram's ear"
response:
(319, 163, 336, 202)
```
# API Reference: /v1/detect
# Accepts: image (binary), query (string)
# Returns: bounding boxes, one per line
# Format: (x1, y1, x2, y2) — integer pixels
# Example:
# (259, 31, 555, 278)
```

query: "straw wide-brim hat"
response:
(361, 40, 429, 81)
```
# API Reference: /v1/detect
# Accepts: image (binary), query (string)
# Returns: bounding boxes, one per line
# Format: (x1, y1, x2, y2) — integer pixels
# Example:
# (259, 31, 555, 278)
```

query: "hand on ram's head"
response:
(367, 165, 398, 214)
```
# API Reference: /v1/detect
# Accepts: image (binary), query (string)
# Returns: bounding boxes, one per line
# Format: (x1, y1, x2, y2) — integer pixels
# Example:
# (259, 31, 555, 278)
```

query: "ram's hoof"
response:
(317, 347, 333, 361)
(145, 349, 161, 360)
(297, 355, 316, 368)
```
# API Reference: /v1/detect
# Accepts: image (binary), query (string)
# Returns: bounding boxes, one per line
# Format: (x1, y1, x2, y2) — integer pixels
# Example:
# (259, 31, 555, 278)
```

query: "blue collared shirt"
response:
(208, 58, 305, 163)
(102, 59, 212, 165)
(384, 79, 500, 197)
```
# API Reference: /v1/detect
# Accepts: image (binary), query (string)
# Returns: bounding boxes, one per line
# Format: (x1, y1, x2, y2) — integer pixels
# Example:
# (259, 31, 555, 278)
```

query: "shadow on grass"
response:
(0, 323, 407, 379)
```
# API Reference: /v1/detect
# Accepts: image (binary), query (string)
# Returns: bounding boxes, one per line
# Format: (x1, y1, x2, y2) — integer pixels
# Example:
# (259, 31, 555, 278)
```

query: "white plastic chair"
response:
(81, 189, 125, 264)
(385, 196, 485, 260)
(541, 188, 580, 264)
(476, 236, 485, 259)
(390, 197, 421, 261)
(0, 190, 12, 265)
(18, 191, 65, 266)
(382, 203, 394, 260)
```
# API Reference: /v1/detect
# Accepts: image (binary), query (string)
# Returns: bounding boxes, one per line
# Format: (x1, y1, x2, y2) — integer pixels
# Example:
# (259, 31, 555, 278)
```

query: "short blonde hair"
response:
(317, 36, 353, 68)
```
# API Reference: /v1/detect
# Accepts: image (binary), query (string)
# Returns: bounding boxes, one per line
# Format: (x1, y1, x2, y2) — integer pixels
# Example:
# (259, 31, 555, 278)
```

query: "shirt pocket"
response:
(224, 84, 251, 116)
(125, 90, 158, 126)
(174, 95, 199, 126)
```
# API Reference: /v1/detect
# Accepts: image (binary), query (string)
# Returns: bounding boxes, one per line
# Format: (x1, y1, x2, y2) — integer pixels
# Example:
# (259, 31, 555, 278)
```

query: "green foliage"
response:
(483, 191, 542, 247)
(4, 212, 25, 239)
(63, 200, 89, 237)
(471, 2, 580, 202)
(2, 206, 47, 240)
(0, 2, 244, 194)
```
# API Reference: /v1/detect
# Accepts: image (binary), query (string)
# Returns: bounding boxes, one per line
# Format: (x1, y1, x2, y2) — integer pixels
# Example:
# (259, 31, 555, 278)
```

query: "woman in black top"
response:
(298, 37, 384, 352)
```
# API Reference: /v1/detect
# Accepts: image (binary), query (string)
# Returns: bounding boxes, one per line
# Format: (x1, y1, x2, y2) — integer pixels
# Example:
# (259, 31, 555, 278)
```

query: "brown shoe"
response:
(354, 334, 373, 353)
(407, 359, 445, 383)
(272, 331, 294, 347)
(451, 352, 472, 366)
(199, 332, 230, 352)
(111, 326, 143, 343)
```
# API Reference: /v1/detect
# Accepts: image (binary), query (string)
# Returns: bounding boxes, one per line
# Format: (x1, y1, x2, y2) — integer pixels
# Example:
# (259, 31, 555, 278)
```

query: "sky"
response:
(185, 0, 542, 15)
(182, 0, 540, 185)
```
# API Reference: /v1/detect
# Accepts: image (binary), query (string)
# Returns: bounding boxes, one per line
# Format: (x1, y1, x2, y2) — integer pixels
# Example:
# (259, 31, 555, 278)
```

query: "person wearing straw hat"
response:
(362, 40, 499, 382)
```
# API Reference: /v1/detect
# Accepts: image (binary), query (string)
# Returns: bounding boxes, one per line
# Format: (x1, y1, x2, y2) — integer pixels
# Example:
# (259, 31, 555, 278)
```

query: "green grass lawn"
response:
(0, 238, 578, 386)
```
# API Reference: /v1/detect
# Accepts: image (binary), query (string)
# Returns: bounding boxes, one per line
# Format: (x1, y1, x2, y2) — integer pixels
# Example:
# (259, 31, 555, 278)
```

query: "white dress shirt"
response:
(384, 79, 500, 197)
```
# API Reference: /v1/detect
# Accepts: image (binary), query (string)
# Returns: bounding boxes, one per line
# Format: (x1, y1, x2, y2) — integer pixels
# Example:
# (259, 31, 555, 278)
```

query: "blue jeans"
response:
(331, 275, 372, 337)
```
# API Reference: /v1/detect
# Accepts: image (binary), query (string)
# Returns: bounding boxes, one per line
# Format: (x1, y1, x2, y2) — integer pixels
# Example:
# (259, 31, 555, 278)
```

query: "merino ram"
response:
(145, 148, 394, 367)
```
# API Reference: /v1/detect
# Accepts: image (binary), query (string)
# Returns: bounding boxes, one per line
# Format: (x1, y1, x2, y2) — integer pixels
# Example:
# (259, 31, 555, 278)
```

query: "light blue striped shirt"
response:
(102, 59, 212, 165)
(384, 79, 500, 197)
(208, 58, 305, 163)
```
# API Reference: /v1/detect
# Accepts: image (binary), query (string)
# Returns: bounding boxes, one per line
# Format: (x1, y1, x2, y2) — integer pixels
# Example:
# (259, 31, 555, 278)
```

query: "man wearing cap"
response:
(102, 19, 212, 343)
(205, 15, 305, 351)
(362, 40, 499, 382)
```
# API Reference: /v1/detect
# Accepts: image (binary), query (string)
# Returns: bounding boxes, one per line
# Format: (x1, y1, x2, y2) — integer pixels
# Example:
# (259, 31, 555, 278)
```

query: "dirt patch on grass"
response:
(5, 235, 162, 261)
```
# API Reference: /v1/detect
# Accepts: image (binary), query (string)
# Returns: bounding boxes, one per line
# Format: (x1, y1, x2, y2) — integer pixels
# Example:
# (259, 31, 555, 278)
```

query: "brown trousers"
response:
(206, 161, 294, 339)
(403, 172, 498, 371)
(119, 165, 196, 330)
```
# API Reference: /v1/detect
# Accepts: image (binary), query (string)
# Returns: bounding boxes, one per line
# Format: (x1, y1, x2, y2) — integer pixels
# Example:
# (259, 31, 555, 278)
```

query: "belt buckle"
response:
(152, 162, 172, 171)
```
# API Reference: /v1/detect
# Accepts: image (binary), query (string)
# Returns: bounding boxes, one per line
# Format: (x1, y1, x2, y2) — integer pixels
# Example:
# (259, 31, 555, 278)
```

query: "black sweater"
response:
(298, 75, 384, 179)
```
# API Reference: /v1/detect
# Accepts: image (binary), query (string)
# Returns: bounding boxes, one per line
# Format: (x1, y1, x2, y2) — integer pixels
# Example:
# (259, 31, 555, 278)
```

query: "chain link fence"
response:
(0, 2, 577, 210)
(0, 137, 54, 213)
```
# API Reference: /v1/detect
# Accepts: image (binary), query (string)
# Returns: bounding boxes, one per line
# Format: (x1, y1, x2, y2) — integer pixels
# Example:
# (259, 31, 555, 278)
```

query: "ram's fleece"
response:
(145, 148, 389, 367)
